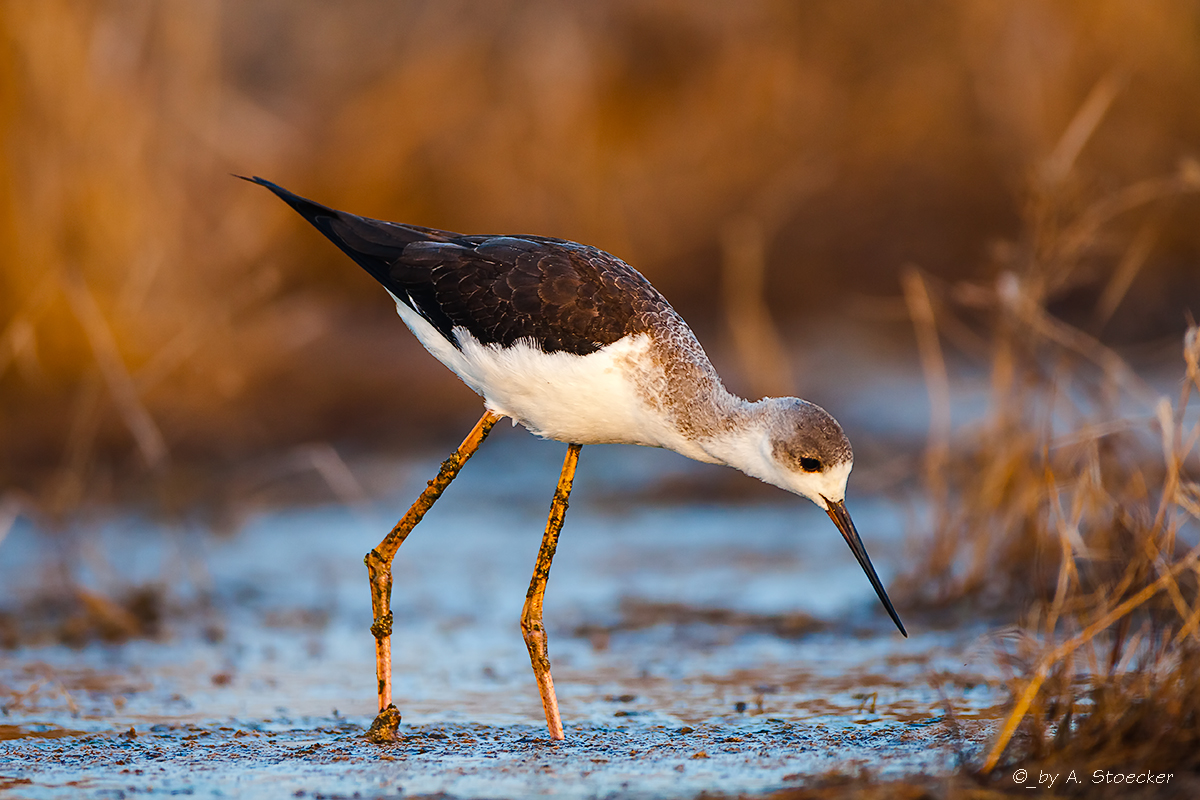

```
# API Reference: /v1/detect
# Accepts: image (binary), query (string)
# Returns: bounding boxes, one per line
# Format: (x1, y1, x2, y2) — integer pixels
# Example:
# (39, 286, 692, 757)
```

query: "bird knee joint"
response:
(371, 612, 393, 640)
(364, 549, 383, 570)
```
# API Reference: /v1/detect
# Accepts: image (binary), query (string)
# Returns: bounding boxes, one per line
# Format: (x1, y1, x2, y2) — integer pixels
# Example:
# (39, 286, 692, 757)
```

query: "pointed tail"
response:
(237, 175, 456, 290)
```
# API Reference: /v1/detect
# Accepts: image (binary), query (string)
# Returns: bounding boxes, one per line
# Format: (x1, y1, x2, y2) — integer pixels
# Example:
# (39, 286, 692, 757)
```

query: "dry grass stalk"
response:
(950, 280, 1195, 777)
(1092, 220, 1158, 333)
(982, 537, 1200, 772)
(914, 282, 1200, 777)
(901, 267, 951, 505)
(721, 214, 795, 399)
(926, 274, 1200, 778)
(902, 72, 1200, 777)
(0, 492, 22, 551)
(60, 270, 168, 470)
(1038, 71, 1124, 189)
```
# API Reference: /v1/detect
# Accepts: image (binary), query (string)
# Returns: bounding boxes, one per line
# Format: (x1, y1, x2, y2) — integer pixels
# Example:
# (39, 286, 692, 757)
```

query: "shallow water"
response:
(0, 431, 1005, 798)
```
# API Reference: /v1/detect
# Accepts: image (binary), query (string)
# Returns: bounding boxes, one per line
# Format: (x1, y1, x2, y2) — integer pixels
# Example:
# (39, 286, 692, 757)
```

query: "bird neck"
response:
(691, 395, 784, 488)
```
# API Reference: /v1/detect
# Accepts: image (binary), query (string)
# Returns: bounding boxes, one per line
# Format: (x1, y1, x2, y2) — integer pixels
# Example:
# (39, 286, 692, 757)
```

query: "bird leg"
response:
(520, 442, 582, 741)
(363, 409, 502, 743)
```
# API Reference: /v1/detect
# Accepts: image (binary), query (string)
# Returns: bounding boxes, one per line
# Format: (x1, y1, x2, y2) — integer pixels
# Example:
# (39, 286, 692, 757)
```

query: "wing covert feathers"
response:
(246, 176, 670, 355)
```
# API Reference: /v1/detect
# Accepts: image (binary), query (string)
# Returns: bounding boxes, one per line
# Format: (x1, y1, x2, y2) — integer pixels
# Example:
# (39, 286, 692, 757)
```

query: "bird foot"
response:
(364, 704, 402, 744)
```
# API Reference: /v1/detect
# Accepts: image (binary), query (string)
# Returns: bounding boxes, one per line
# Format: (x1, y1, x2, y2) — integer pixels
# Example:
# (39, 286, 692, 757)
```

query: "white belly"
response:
(391, 296, 680, 448)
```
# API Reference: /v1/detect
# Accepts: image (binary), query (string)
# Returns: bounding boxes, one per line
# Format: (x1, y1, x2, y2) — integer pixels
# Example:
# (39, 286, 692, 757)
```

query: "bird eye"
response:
(799, 457, 821, 473)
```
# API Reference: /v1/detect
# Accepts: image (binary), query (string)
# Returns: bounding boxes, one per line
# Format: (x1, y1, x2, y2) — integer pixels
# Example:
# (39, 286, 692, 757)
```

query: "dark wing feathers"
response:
(245, 176, 667, 355)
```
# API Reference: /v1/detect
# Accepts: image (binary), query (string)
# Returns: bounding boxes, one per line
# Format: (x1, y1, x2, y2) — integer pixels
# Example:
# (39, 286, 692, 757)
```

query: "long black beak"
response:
(823, 498, 907, 637)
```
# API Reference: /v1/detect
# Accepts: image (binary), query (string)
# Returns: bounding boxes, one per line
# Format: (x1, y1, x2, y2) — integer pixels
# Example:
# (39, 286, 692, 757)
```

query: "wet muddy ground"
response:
(1, 426, 1007, 798)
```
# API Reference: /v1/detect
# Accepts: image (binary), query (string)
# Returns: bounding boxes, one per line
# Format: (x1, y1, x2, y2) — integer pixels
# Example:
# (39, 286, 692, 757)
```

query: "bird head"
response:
(760, 398, 854, 508)
(755, 398, 907, 637)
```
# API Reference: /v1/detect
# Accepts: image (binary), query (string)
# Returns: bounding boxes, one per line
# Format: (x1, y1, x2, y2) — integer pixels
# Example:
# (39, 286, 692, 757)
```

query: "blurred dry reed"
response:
(897, 71, 1200, 779)
(5, 1, 1199, 511)
(0, 1, 299, 515)
(721, 215, 795, 399)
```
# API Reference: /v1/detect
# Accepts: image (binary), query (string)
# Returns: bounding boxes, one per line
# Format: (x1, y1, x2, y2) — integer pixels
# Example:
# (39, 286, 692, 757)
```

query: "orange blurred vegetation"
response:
(1, 0, 1198, 515)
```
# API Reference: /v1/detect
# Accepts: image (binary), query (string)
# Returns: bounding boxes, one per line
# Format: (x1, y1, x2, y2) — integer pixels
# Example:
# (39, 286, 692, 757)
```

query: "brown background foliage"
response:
(2, 0, 1198, 511)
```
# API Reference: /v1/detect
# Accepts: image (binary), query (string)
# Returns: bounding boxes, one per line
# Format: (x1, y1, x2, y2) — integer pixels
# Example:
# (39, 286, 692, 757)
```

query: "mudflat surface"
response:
(0, 432, 1003, 798)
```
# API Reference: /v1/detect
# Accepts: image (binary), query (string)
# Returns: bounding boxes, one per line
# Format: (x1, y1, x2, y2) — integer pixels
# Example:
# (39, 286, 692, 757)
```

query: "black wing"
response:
(244, 177, 667, 355)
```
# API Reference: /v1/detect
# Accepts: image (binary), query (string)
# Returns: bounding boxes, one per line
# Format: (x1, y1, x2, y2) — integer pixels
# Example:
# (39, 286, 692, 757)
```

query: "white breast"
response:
(391, 296, 683, 448)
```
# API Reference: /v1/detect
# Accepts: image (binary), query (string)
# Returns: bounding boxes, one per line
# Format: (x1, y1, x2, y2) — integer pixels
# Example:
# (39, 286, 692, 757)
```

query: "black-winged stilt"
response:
(244, 177, 906, 742)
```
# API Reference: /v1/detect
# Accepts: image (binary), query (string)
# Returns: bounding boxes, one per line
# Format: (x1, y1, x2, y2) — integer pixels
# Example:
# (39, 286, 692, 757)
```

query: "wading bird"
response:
(245, 177, 907, 742)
